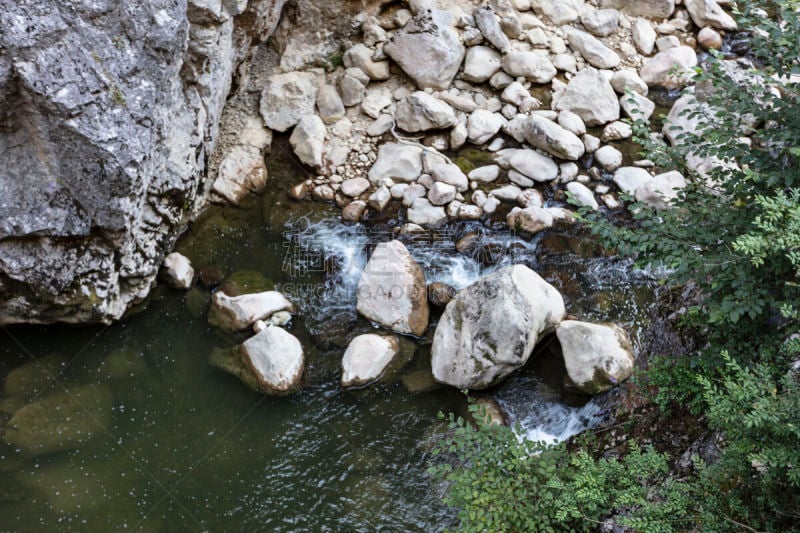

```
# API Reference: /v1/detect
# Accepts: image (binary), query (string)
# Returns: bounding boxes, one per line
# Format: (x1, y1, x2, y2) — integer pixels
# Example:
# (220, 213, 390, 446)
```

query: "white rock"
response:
(581, 8, 620, 37)
(555, 67, 620, 126)
(428, 181, 457, 205)
(463, 46, 503, 83)
(557, 320, 634, 394)
(532, 0, 581, 25)
(450, 121, 468, 150)
(507, 205, 554, 234)
(501, 51, 557, 83)
(595, 145, 623, 171)
(631, 17, 657, 56)
(368, 186, 392, 212)
(508, 148, 559, 182)
(162, 252, 194, 290)
(210, 326, 304, 394)
(209, 291, 294, 331)
(490, 184, 522, 202)
(431, 265, 566, 389)
(468, 165, 501, 183)
(395, 92, 458, 132)
(685, 0, 737, 30)
(620, 91, 656, 123)
(613, 167, 652, 195)
(640, 46, 698, 89)
(565, 28, 621, 69)
(467, 109, 506, 144)
(602, 121, 633, 141)
(557, 110, 587, 136)
(343, 43, 390, 81)
(458, 204, 483, 220)
(407, 197, 448, 225)
(522, 115, 585, 161)
(289, 115, 326, 169)
(402, 183, 428, 206)
(474, 5, 512, 53)
(611, 70, 648, 96)
(260, 71, 318, 132)
(368, 143, 423, 184)
(341, 334, 400, 388)
(430, 163, 469, 192)
(567, 182, 599, 210)
(357, 240, 429, 336)
(362, 86, 394, 118)
(635, 170, 686, 209)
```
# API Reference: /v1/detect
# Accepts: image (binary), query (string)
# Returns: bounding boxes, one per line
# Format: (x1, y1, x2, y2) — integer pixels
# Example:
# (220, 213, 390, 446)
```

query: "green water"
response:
(0, 142, 658, 531)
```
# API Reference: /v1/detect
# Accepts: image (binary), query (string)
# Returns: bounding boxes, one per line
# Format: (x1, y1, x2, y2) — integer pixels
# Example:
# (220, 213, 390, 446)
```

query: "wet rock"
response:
(463, 46, 503, 83)
(431, 265, 566, 389)
(556, 320, 634, 394)
(697, 27, 723, 51)
(4, 354, 67, 400)
(401, 368, 441, 393)
(640, 46, 698, 89)
(289, 182, 309, 200)
(508, 206, 554, 234)
(356, 240, 429, 336)
(97, 347, 148, 381)
(208, 290, 294, 331)
(501, 51, 557, 84)
(635, 170, 686, 209)
(368, 143, 423, 184)
(473, 396, 507, 426)
(522, 115, 585, 161)
(209, 325, 304, 395)
(395, 92, 458, 133)
(260, 72, 318, 132)
(341, 334, 400, 388)
(555, 67, 620, 126)
(3, 384, 113, 456)
(384, 9, 465, 90)
(219, 270, 275, 296)
(342, 200, 367, 223)
(185, 287, 211, 317)
(427, 282, 457, 307)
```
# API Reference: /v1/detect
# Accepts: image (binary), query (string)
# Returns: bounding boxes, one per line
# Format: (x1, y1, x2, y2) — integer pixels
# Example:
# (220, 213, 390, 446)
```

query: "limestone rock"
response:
(685, 0, 737, 31)
(343, 44, 390, 81)
(565, 28, 621, 69)
(635, 170, 686, 209)
(467, 110, 505, 144)
(599, 0, 675, 19)
(407, 198, 447, 226)
(210, 326, 304, 394)
(356, 240, 429, 336)
(341, 334, 400, 387)
(581, 9, 620, 37)
(501, 52, 557, 84)
(474, 5, 511, 53)
(340, 178, 371, 198)
(532, 0, 582, 25)
(430, 163, 469, 192)
(3, 385, 113, 456)
(632, 18, 657, 55)
(208, 290, 295, 331)
(431, 265, 566, 389)
(507, 206, 554, 234)
(289, 115, 326, 169)
(316, 84, 345, 124)
(555, 68, 620, 126)
(395, 92, 458, 133)
(613, 167, 652, 195)
(567, 182, 599, 210)
(640, 46, 698, 89)
(522, 115, 585, 161)
(161, 252, 195, 289)
(557, 320, 634, 394)
(368, 143, 423, 184)
(463, 46, 503, 83)
(260, 72, 318, 132)
(507, 148, 559, 183)
(384, 9, 465, 90)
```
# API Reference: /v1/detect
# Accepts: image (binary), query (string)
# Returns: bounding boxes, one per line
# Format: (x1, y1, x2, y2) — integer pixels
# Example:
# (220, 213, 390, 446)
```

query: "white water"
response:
(281, 217, 643, 445)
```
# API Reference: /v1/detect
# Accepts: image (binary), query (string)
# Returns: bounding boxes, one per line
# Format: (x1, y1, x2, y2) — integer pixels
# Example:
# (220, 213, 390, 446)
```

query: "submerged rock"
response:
(341, 334, 400, 388)
(209, 326, 304, 394)
(356, 240, 429, 336)
(3, 384, 113, 456)
(556, 320, 634, 394)
(431, 265, 566, 389)
(208, 290, 294, 331)
(4, 354, 68, 399)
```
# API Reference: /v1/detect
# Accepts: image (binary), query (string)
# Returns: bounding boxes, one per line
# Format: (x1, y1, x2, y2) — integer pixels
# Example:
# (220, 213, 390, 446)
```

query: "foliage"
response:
(434, 2, 800, 531)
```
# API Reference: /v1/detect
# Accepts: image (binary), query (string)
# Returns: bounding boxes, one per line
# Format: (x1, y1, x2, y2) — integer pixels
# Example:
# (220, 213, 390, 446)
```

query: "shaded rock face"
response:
(0, 0, 286, 325)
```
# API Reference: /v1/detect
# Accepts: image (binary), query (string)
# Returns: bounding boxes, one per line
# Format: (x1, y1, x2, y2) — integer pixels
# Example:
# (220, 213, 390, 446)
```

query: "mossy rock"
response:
(454, 157, 475, 175)
(456, 147, 495, 166)
(97, 347, 149, 380)
(184, 287, 211, 317)
(219, 270, 274, 296)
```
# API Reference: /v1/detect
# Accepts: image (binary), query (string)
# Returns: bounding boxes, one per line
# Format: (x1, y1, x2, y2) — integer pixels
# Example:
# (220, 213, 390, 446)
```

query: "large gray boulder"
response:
(384, 9, 465, 90)
(260, 72, 319, 132)
(356, 240, 429, 336)
(431, 265, 566, 389)
(556, 320, 634, 394)
(0, 0, 287, 325)
(395, 92, 458, 133)
(210, 325, 305, 394)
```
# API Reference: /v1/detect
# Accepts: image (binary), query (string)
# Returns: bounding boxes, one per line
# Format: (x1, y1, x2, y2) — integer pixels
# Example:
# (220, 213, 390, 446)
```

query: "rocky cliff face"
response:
(0, 0, 285, 324)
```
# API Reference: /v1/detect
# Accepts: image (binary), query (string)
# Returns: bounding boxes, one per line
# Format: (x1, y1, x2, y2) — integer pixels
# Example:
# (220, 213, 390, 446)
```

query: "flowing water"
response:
(0, 149, 660, 531)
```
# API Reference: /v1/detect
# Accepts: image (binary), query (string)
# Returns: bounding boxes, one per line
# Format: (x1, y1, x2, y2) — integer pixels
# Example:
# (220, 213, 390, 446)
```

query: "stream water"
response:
(0, 147, 659, 531)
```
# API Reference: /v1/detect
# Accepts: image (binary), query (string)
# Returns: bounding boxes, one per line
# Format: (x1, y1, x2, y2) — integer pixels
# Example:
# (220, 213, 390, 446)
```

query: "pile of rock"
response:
(212, 0, 745, 228)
